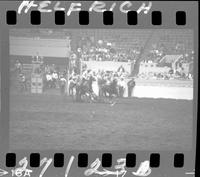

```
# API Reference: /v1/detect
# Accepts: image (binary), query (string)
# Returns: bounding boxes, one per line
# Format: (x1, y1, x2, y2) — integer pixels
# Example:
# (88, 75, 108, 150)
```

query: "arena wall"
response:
(91, 81, 193, 100)
(10, 55, 69, 65)
(139, 62, 170, 74)
(82, 61, 133, 73)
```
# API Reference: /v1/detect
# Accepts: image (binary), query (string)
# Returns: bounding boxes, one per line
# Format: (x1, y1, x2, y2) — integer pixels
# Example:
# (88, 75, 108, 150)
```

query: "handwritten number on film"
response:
(0, 156, 74, 177)
(85, 158, 127, 177)
(1, 157, 151, 177)
(85, 158, 151, 177)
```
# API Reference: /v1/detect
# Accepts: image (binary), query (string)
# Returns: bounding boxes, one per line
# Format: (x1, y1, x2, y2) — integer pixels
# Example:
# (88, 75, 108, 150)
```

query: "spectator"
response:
(15, 60, 23, 73)
(127, 78, 136, 97)
(59, 75, 67, 95)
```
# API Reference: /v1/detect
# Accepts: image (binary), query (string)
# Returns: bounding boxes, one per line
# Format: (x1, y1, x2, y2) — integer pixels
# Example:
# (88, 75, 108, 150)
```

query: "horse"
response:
(101, 78, 119, 98)
(75, 76, 97, 102)
(97, 77, 107, 97)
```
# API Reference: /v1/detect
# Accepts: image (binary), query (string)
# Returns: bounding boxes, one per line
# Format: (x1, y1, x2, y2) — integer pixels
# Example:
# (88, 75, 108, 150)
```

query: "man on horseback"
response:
(74, 72, 97, 102)
(101, 73, 119, 102)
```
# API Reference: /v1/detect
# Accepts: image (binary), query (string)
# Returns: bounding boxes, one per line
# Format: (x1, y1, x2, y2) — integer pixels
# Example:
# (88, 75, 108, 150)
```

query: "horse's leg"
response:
(79, 88, 83, 102)
(69, 84, 74, 97)
(68, 86, 71, 95)
(101, 88, 105, 97)
(69, 86, 72, 96)
(71, 87, 73, 97)
(75, 86, 79, 101)
(73, 85, 77, 99)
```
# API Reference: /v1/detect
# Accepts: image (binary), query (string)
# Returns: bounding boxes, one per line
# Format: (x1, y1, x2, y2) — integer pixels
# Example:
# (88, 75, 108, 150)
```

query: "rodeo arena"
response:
(9, 29, 194, 150)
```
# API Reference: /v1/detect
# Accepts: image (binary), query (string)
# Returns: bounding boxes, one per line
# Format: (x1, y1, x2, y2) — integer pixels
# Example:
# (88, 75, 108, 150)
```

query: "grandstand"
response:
(9, 29, 193, 82)
(10, 28, 193, 58)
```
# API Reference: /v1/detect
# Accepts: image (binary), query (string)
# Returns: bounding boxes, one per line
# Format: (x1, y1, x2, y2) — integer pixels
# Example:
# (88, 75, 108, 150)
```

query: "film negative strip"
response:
(0, 1, 199, 177)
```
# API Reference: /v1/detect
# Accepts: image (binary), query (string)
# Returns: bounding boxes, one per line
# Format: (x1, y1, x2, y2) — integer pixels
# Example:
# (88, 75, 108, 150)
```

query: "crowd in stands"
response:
(73, 36, 140, 62)
(145, 42, 194, 64)
(72, 35, 194, 67)
(69, 36, 194, 80)
(137, 68, 193, 80)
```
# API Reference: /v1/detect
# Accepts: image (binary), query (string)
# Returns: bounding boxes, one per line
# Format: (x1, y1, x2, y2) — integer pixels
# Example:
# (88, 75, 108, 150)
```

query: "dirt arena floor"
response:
(9, 93, 193, 151)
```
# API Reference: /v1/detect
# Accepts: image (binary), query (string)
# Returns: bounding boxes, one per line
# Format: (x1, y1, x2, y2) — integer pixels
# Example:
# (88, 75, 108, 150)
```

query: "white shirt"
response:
(46, 74, 52, 81)
(52, 72, 58, 79)
(60, 78, 66, 82)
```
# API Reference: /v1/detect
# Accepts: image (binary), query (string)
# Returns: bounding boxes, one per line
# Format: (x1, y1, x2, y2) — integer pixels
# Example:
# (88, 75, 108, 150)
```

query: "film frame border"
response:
(5, 10, 187, 26)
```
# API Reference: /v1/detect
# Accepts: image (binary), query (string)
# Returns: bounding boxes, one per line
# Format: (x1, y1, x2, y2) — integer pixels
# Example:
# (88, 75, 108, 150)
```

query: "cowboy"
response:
(75, 75, 82, 101)
(118, 78, 126, 98)
(15, 59, 23, 73)
(127, 78, 136, 97)
(19, 73, 27, 92)
(46, 72, 53, 88)
(97, 74, 105, 97)
(52, 71, 58, 88)
(68, 72, 77, 95)
(59, 75, 66, 95)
